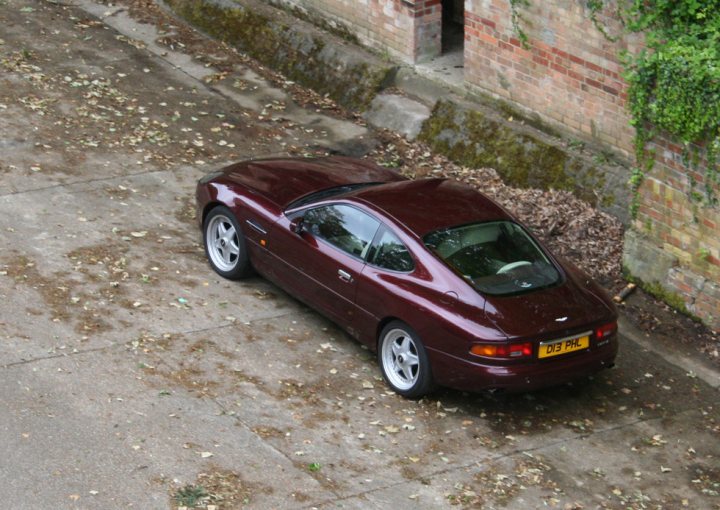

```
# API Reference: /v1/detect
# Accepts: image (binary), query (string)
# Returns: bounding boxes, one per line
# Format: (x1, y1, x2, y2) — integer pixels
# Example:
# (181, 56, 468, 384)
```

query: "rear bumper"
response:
(429, 341, 618, 393)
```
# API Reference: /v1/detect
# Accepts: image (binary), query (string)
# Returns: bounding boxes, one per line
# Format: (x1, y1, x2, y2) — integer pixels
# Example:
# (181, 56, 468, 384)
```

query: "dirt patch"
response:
(688, 464, 720, 498)
(127, 331, 174, 353)
(153, 363, 220, 397)
(67, 243, 130, 267)
(171, 466, 271, 509)
(75, 309, 113, 335)
(447, 455, 557, 507)
(225, 367, 264, 387)
(103, 185, 133, 201)
(1, 253, 115, 334)
(250, 425, 285, 439)
(1, 255, 72, 321)
(175, 195, 198, 225)
(275, 378, 324, 406)
(622, 289, 720, 367)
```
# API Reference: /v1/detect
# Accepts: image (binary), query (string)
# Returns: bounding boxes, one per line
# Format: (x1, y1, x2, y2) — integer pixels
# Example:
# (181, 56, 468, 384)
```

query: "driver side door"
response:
(267, 203, 380, 335)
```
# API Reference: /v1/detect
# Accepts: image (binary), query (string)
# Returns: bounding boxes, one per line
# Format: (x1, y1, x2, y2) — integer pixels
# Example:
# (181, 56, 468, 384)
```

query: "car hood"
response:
(483, 277, 614, 340)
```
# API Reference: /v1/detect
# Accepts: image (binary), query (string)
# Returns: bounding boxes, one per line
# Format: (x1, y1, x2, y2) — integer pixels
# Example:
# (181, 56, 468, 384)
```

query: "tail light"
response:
(595, 321, 617, 346)
(471, 342, 532, 359)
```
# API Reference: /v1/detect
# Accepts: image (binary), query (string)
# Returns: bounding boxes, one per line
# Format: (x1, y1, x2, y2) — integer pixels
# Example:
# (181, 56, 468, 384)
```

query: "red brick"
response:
(550, 63, 568, 75)
(535, 48, 551, 60)
(532, 55, 549, 67)
(496, 56, 513, 68)
(552, 48, 569, 60)
(602, 84, 619, 96)
(477, 31, 497, 45)
(498, 40, 515, 52)
(586, 77, 601, 89)
(567, 69, 584, 82)
(513, 62, 531, 75)
(585, 61, 603, 74)
(480, 18, 496, 30)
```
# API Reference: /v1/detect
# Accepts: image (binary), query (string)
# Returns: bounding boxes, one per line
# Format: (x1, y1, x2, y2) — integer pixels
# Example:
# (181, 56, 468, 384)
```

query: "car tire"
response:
(378, 321, 434, 399)
(203, 206, 252, 280)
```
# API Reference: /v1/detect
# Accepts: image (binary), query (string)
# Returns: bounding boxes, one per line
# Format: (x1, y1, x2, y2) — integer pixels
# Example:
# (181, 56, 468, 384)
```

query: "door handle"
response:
(338, 269, 354, 283)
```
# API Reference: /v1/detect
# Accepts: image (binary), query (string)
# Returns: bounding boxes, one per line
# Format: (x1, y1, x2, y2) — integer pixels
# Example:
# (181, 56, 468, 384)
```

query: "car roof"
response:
(349, 178, 512, 236)
(222, 156, 406, 208)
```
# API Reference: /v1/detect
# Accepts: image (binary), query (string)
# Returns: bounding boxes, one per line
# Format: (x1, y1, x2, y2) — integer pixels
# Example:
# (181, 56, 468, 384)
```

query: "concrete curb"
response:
(618, 314, 720, 389)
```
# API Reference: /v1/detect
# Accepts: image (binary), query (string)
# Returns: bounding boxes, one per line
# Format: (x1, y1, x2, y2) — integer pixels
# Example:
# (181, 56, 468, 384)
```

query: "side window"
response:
(303, 205, 380, 258)
(368, 228, 414, 272)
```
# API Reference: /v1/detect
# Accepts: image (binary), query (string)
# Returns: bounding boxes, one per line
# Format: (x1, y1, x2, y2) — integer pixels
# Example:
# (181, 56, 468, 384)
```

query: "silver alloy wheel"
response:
(206, 214, 241, 272)
(381, 328, 420, 391)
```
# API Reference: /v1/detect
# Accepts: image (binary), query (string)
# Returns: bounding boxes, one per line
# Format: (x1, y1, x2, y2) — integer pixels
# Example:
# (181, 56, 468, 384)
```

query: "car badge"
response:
(555, 316, 568, 322)
(517, 281, 532, 288)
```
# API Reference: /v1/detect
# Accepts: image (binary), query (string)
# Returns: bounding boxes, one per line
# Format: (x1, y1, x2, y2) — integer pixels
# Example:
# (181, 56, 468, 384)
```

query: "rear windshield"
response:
(424, 221, 561, 296)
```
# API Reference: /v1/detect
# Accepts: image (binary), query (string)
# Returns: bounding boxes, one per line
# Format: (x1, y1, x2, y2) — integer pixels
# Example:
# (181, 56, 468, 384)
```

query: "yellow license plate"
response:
(538, 333, 590, 359)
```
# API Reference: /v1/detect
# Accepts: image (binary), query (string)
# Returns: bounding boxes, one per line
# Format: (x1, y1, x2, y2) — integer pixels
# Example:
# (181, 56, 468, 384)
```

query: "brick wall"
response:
(272, 0, 441, 62)
(463, 0, 638, 156)
(633, 137, 720, 328)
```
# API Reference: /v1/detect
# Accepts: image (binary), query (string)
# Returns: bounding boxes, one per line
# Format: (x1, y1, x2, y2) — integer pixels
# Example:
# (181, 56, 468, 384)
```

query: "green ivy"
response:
(622, 0, 720, 209)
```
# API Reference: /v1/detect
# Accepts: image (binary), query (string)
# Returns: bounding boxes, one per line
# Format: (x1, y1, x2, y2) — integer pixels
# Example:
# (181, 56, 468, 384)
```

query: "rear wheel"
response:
(203, 206, 252, 279)
(378, 321, 434, 398)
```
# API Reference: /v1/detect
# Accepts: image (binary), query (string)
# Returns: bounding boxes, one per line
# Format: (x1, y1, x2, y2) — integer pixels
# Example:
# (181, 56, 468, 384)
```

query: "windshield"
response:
(286, 182, 382, 210)
(424, 221, 561, 296)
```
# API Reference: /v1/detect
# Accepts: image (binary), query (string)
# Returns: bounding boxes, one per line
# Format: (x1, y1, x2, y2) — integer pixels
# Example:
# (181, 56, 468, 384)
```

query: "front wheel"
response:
(378, 321, 434, 399)
(203, 206, 252, 280)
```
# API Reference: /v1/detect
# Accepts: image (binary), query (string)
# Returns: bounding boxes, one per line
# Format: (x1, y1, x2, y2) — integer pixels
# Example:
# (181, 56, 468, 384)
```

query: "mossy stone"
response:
(419, 101, 609, 205)
(165, 0, 394, 110)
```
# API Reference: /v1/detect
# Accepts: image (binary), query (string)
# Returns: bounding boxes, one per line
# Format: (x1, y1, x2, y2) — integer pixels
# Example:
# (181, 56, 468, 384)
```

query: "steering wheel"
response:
(497, 260, 532, 274)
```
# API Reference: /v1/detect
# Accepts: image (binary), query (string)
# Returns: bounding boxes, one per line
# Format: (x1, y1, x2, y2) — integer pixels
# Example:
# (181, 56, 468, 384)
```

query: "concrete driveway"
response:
(1, 1, 718, 508)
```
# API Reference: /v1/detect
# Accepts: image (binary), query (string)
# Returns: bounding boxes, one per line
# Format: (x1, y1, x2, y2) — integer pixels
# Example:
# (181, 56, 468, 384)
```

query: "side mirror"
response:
(290, 217, 305, 236)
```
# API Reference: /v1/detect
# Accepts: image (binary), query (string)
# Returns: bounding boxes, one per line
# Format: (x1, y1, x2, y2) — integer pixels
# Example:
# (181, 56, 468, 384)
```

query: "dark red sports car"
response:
(196, 156, 618, 398)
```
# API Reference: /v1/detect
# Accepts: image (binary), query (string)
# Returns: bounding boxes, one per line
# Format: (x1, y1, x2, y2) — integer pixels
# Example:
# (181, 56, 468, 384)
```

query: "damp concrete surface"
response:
(0, 1, 718, 508)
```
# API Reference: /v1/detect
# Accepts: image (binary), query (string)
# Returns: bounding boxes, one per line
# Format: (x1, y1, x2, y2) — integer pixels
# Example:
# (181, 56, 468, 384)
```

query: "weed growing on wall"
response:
(509, 0, 530, 49)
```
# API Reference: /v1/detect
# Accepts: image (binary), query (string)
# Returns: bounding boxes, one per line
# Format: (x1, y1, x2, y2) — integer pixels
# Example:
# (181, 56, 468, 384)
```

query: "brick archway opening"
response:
(412, 0, 464, 84)
(441, 0, 464, 54)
